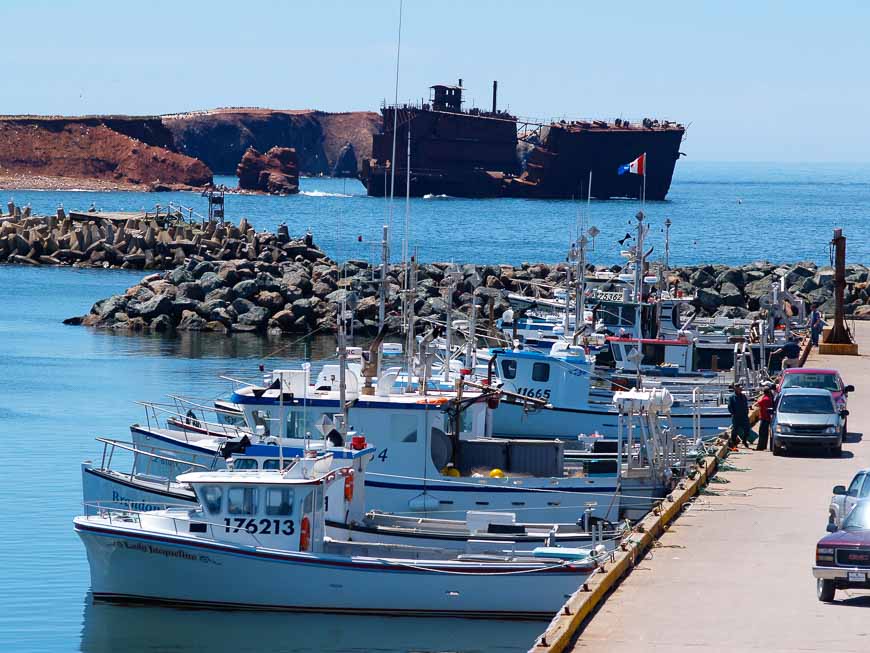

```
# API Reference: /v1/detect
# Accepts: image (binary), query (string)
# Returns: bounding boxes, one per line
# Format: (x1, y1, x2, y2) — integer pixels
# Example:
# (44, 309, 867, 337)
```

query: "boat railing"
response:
(96, 437, 217, 490)
(83, 501, 267, 547)
(167, 394, 248, 425)
(137, 400, 245, 442)
(220, 373, 271, 390)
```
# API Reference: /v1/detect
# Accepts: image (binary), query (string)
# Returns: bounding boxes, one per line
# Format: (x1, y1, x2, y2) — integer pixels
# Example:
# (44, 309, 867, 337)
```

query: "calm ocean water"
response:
(4, 160, 870, 267)
(1, 161, 868, 652)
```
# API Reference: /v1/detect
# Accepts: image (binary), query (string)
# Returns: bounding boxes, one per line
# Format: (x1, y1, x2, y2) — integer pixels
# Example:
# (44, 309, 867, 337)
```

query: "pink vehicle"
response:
(777, 368, 854, 433)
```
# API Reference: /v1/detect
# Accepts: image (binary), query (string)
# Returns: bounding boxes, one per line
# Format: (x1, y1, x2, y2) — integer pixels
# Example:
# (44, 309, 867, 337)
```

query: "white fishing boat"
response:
(75, 452, 602, 619)
(131, 366, 687, 522)
(81, 437, 628, 551)
(489, 344, 732, 440)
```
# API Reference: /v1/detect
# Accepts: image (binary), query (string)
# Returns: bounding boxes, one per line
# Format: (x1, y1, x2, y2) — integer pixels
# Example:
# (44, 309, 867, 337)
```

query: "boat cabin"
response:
(179, 453, 352, 554)
(491, 346, 594, 410)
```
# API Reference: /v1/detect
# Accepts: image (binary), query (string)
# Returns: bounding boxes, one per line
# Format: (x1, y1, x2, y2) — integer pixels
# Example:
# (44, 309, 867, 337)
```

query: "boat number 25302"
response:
(516, 388, 551, 400)
(224, 518, 295, 535)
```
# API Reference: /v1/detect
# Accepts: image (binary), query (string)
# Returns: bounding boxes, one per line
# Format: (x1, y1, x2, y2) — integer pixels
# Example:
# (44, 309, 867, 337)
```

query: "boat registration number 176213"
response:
(223, 518, 295, 535)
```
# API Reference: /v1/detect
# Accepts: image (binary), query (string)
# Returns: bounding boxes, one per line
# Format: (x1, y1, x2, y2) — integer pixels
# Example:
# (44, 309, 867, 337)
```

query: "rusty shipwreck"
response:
(360, 80, 685, 200)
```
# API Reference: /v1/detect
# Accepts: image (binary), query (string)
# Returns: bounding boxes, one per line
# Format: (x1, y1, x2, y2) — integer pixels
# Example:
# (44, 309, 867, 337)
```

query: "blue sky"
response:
(4, 0, 869, 161)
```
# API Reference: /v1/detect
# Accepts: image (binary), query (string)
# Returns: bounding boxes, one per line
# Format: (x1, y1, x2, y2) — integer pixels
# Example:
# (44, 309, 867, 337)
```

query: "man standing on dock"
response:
(728, 383, 751, 449)
(755, 384, 775, 451)
(810, 304, 825, 348)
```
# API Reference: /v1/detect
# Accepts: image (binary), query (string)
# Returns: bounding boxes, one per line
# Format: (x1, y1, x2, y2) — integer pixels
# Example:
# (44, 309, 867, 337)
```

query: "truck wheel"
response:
(817, 578, 836, 602)
(772, 441, 782, 456)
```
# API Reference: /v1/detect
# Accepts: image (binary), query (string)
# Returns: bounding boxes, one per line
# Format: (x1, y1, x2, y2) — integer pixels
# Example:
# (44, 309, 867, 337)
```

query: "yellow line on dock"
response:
(529, 439, 731, 653)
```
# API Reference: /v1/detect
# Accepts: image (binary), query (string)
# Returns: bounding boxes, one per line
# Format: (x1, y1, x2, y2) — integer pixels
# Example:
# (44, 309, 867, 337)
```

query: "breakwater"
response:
(0, 203, 317, 270)
(63, 240, 870, 335)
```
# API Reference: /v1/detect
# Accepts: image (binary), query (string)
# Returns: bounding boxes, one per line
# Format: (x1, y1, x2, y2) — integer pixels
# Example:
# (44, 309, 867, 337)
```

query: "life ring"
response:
(300, 516, 311, 551)
(344, 473, 354, 502)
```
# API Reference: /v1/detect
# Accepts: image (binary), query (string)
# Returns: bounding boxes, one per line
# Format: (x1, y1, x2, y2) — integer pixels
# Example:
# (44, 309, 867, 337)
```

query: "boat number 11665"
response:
(223, 518, 295, 535)
(516, 388, 551, 400)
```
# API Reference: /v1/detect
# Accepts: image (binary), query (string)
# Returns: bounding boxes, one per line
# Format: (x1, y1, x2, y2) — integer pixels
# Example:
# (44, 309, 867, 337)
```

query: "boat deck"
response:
(563, 322, 870, 652)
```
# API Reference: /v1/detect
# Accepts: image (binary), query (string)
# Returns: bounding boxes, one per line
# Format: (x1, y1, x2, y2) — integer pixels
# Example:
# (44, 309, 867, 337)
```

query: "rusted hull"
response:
(362, 107, 684, 201)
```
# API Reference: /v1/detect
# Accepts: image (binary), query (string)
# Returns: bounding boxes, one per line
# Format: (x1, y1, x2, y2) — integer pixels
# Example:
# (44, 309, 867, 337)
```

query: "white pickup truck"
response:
(829, 468, 870, 528)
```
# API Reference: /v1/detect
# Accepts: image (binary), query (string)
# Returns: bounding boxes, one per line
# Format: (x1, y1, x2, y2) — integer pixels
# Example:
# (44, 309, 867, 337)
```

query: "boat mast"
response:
(465, 291, 477, 371)
(442, 268, 458, 383)
(337, 294, 349, 438)
(380, 0, 404, 377)
(405, 250, 417, 392)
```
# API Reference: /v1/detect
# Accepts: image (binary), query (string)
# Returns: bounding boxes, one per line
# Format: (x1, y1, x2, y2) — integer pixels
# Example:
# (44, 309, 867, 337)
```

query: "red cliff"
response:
(163, 108, 379, 176)
(0, 116, 213, 189)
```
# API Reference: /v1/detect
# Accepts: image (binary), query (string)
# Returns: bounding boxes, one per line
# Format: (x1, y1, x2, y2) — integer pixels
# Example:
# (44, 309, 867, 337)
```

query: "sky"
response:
(3, 0, 869, 162)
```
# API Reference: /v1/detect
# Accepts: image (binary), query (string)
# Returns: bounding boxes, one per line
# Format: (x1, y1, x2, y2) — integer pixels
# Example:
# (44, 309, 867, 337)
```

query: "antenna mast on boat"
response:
(337, 293, 349, 438)
(379, 0, 404, 376)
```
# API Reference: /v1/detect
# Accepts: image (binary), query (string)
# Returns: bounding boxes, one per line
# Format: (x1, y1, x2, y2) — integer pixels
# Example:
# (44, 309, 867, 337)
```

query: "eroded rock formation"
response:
(236, 146, 299, 194)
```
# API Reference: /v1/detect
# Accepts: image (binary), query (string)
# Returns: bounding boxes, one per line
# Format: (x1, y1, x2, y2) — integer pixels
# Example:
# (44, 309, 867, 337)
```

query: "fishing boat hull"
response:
(75, 520, 592, 619)
(131, 425, 645, 522)
(81, 463, 192, 515)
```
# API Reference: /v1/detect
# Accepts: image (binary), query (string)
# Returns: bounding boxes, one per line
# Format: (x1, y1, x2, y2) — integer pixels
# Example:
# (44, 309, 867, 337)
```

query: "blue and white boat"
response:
(129, 368, 683, 522)
(75, 451, 602, 619)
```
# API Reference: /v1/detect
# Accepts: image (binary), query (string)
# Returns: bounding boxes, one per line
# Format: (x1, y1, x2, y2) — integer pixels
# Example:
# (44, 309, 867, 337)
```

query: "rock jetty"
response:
(0, 205, 311, 270)
(65, 254, 870, 337)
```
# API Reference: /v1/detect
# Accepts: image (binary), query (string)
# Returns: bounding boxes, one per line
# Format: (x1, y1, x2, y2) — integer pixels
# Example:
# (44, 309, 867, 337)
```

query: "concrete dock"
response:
(568, 322, 870, 652)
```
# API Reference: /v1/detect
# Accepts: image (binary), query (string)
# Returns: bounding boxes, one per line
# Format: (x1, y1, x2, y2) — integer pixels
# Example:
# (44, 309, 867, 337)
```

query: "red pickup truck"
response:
(815, 499, 870, 601)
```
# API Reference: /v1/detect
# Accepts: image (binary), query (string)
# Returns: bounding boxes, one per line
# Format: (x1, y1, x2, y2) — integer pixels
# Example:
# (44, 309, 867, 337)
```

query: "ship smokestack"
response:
(492, 80, 498, 114)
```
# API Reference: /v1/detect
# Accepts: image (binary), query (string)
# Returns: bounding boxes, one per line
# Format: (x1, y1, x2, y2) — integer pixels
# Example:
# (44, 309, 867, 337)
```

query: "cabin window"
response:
(302, 489, 314, 514)
(612, 345, 623, 362)
(286, 409, 317, 439)
(532, 362, 550, 382)
(501, 359, 517, 379)
(263, 459, 282, 471)
(265, 487, 294, 515)
(390, 414, 418, 443)
(251, 410, 271, 436)
(641, 343, 665, 366)
(233, 459, 258, 470)
(227, 487, 258, 515)
(221, 413, 245, 427)
(201, 485, 223, 515)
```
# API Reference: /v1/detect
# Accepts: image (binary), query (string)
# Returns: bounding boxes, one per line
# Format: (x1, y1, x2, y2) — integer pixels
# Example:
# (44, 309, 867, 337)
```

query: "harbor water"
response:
(5, 161, 870, 267)
(1, 161, 868, 652)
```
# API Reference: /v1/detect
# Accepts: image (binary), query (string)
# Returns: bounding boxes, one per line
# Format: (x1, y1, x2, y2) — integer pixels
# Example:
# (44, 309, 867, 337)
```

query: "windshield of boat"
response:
(843, 502, 870, 531)
(782, 373, 840, 392)
(778, 394, 834, 415)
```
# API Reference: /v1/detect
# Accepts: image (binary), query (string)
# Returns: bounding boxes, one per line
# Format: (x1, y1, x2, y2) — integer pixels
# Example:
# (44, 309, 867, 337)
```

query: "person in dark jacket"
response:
(728, 383, 751, 449)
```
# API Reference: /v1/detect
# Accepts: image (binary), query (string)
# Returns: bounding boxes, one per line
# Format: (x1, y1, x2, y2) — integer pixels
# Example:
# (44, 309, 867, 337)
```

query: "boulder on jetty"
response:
(236, 146, 299, 195)
(66, 254, 870, 338)
(0, 205, 311, 271)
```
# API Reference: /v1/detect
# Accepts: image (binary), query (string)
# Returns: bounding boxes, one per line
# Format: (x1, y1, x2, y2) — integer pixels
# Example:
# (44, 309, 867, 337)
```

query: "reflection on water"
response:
(80, 599, 540, 653)
(93, 329, 342, 362)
